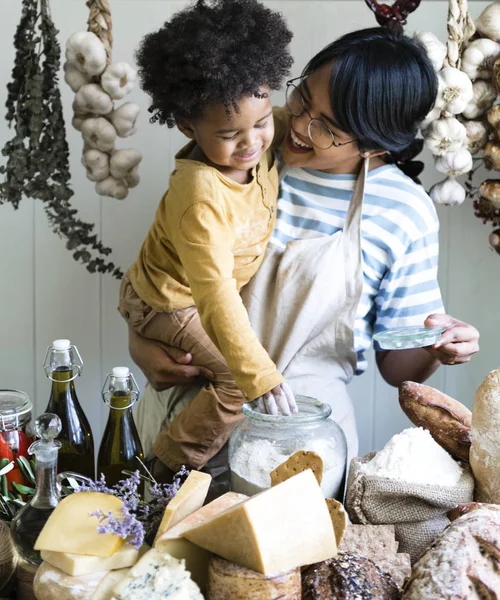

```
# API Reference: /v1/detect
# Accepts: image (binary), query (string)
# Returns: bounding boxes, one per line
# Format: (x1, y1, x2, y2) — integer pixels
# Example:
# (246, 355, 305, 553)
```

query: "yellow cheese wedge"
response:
(40, 544, 140, 577)
(35, 492, 124, 557)
(154, 471, 211, 542)
(155, 491, 247, 591)
(183, 469, 337, 575)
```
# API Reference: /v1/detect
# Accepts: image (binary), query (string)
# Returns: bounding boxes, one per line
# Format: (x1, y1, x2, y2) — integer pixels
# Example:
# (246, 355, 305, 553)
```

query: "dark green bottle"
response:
(97, 367, 144, 494)
(44, 339, 95, 479)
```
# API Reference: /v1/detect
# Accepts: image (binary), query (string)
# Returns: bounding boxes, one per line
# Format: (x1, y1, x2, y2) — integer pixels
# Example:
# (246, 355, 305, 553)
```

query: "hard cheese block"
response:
(154, 471, 211, 542)
(41, 544, 139, 576)
(184, 469, 337, 575)
(207, 555, 301, 600)
(33, 561, 107, 600)
(35, 492, 124, 557)
(112, 548, 203, 599)
(90, 568, 130, 599)
(155, 491, 247, 591)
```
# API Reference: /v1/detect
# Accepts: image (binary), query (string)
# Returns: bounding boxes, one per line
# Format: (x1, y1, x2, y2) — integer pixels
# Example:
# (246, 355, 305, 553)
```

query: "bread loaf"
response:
(398, 381, 471, 461)
(402, 507, 500, 599)
(470, 368, 500, 503)
(302, 553, 400, 599)
(207, 556, 300, 599)
(447, 501, 500, 522)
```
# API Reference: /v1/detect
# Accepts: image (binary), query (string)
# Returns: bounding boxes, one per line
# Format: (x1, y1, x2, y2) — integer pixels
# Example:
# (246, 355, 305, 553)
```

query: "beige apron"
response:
(136, 158, 368, 475)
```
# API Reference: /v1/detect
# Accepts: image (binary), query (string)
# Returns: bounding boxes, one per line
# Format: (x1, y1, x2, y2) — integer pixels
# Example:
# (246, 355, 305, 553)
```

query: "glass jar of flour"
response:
(228, 396, 347, 499)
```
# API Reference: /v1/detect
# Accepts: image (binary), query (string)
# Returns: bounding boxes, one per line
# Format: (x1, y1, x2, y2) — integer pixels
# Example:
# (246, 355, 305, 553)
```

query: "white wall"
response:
(0, 0, 498, 458)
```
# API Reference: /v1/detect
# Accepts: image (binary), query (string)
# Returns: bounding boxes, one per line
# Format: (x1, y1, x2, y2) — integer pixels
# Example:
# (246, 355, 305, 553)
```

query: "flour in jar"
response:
(230, 438, 346, 498)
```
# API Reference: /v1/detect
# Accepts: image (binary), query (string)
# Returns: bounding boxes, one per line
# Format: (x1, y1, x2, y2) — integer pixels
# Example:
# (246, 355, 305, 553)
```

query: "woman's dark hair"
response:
(136, 0, 293, 127)
(303, 27, 438, 154)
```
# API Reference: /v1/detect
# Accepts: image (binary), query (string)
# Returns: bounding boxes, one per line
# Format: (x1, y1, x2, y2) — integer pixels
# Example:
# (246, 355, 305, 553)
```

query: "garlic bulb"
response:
(72, 113, 92, 132)
(424, 117, 467, 156)
(462, 80, 497, 119)
(110, 149, 142, 179)
(476, 3, 500, 43)
(81, 117, 117, 153)
(493, 57, 500, 94)
(464, 120, 490, 154)
(101, 63, 137, 100)
(489, 229, 500, 254)
(484, 141, 500, 170)
(107, 103, 140, 138)
(480, 179, 500, 208)
(126, 165, 140, 188)
(96, 176, 129, 200)
(74, 84, 113, 116)
(487, 104, 500, 130)
(420, 107, 442, 133)
(436, 67, 473, 114)
(413, 31, 447, 72)
(429, 178, 466, 206)
(82, 149, 110, 182)
(65, 32, 107, 77)
(63, 62, 92, 92)
(461, 39, 500, 80)
(435, 148, 473, 177)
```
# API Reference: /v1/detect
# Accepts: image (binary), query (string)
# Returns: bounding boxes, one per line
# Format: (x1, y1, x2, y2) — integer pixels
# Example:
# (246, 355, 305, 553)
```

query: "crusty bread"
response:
(302, 553, 400, 599)
(402, 507, 500, 599)
(398, 381, 471, 461)
(207, 556, 300, 600)
(447, 502, 500, 522)
(470, 368, 500, 503)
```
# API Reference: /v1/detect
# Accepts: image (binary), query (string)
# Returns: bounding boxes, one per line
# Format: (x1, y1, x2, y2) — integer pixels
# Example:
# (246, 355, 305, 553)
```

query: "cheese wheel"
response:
(207, 556, 301, 600)
(33, 562, 107, 600)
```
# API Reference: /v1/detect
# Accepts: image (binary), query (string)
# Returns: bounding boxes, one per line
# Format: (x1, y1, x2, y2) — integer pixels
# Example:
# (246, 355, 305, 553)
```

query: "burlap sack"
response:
(345, 453, 474, 563)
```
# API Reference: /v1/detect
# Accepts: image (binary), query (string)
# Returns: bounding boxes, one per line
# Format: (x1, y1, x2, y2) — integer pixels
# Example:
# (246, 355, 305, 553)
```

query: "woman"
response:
(129, 27, 479, 495)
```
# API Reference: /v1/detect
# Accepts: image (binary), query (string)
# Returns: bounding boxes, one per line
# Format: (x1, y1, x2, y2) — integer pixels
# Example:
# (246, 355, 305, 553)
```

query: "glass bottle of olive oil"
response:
(97, 367, 144, 493)
(43, 339, 95, 479)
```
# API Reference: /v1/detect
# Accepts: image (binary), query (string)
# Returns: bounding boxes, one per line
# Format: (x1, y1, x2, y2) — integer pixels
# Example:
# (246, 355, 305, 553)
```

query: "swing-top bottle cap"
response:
(112, 366, 130, 380)
(52, 339, 71, 351)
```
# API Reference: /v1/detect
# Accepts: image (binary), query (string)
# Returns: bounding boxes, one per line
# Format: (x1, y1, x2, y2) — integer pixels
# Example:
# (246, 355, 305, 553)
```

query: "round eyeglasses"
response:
(285, 79, 356, 151)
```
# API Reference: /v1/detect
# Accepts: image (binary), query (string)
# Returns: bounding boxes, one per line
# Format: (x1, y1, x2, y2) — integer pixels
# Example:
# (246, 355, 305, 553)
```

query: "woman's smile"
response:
(288, 128, 314, 152)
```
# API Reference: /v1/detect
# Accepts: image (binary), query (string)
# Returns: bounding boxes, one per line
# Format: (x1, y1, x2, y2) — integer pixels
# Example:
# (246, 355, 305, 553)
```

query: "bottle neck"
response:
(31, 447, 60, 509)
(108, 392, 133, 421)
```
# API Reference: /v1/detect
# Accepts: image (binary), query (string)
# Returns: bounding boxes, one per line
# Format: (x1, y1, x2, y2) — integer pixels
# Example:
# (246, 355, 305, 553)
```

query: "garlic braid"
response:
(445, 0, 476, 69)
(86, 0, 113, 63)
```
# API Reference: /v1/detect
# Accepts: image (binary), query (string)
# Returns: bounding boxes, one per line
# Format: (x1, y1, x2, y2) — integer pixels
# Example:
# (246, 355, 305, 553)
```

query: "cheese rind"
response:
(90, 568, 130, 600)
(112, 549, 203, 599)
(183, 470, 337, 575)
(35, 492, 124, 557)
(41, 544, 139, 576)
(155, 492, 247, 591)
(154, 471, 211, 542)
(33, 562, 107, 600)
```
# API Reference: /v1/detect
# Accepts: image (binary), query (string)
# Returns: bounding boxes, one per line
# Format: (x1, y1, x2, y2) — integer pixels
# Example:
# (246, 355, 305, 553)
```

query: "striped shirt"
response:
(272, 159, 445, 374)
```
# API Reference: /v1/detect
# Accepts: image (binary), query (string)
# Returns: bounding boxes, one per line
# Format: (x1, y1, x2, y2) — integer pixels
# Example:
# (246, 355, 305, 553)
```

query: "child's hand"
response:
(256, 382, 298, 416)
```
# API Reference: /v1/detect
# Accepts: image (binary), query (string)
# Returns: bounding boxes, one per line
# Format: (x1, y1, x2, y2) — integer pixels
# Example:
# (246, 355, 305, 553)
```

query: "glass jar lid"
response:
(242, 395, 332, 424)
(0, 390, 33, 431)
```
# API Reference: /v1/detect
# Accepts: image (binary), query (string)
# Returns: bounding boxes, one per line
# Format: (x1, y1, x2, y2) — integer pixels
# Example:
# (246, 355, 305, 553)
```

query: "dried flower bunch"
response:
(76, 467, 188, 548)
(65, 0, 142, 201)
(0, 0, 123, 278)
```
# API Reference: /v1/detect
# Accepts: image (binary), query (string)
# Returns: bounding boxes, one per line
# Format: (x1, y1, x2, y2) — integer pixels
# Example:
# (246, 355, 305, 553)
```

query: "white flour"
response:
(361, 427, 463, 486)
(230, 438, 346, 498)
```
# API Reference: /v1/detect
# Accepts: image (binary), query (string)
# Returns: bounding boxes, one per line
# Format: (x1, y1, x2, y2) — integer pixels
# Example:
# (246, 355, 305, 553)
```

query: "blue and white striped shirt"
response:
(272, 160, 445, 374)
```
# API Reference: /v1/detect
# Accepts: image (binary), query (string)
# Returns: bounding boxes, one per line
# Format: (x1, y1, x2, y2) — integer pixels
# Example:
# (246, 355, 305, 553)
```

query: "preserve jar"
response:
(228, 396, 347, 499)
(0, 390, 34, 489)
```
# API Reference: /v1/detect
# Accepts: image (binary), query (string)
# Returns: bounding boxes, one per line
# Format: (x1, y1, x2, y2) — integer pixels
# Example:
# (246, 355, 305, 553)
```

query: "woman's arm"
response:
(376, 314, 480, 387)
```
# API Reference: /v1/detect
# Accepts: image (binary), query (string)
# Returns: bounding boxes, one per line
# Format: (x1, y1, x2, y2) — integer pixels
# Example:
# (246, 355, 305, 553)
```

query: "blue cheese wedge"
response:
(111, 549, 203, 600)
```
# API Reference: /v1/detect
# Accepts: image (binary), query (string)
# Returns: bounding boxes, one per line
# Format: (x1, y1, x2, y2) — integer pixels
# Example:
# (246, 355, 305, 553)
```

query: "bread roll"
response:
(402, 507, 500, 598)
(470, 368, 500, 503)
(398, 381, 471, 461)
(447, 501, 500, 522)
(207, 556, 300, 600)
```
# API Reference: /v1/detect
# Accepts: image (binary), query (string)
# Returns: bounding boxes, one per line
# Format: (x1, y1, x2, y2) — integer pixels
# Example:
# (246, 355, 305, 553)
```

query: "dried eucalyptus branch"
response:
(0, 0, 123, 279)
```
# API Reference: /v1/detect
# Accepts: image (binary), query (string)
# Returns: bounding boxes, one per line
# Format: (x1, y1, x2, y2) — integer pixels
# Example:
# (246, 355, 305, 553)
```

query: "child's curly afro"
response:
(136, 0, 293, 127)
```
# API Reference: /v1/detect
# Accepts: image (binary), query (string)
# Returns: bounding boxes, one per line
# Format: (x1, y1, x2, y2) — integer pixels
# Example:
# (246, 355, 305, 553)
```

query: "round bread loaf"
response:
(302, 553, 399, 600)
(207, 555, 301, 599)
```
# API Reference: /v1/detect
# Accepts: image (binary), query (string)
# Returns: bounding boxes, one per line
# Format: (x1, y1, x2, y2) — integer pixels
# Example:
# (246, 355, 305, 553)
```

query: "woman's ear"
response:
(359, 149, 388, 159)
(177, 120, 196, 140)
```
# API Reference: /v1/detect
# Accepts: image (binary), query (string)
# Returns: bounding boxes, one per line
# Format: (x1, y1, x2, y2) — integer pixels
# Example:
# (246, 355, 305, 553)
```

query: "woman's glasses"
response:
(285, 77, 356, 150)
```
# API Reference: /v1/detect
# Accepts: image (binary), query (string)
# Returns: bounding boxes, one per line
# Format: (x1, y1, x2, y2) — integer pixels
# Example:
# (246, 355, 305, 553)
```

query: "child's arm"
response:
(171, 198, 283, 402)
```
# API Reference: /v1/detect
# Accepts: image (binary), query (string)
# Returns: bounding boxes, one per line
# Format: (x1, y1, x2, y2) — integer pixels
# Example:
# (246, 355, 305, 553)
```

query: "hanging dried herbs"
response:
(0, 0, 123, 278)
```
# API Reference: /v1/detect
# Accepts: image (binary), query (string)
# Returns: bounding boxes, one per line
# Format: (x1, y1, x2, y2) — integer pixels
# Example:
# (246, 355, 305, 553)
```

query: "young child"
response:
(119, 0, 295, 472)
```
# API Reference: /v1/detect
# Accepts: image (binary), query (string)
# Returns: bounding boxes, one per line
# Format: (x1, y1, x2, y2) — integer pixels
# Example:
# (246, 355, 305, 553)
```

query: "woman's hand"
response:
(128, 327, 214, 391)
(424, 314, 480, 366)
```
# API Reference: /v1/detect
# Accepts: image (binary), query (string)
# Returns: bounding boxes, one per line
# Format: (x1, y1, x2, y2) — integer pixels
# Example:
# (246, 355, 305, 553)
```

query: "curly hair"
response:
(135, 0, 293, 127)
